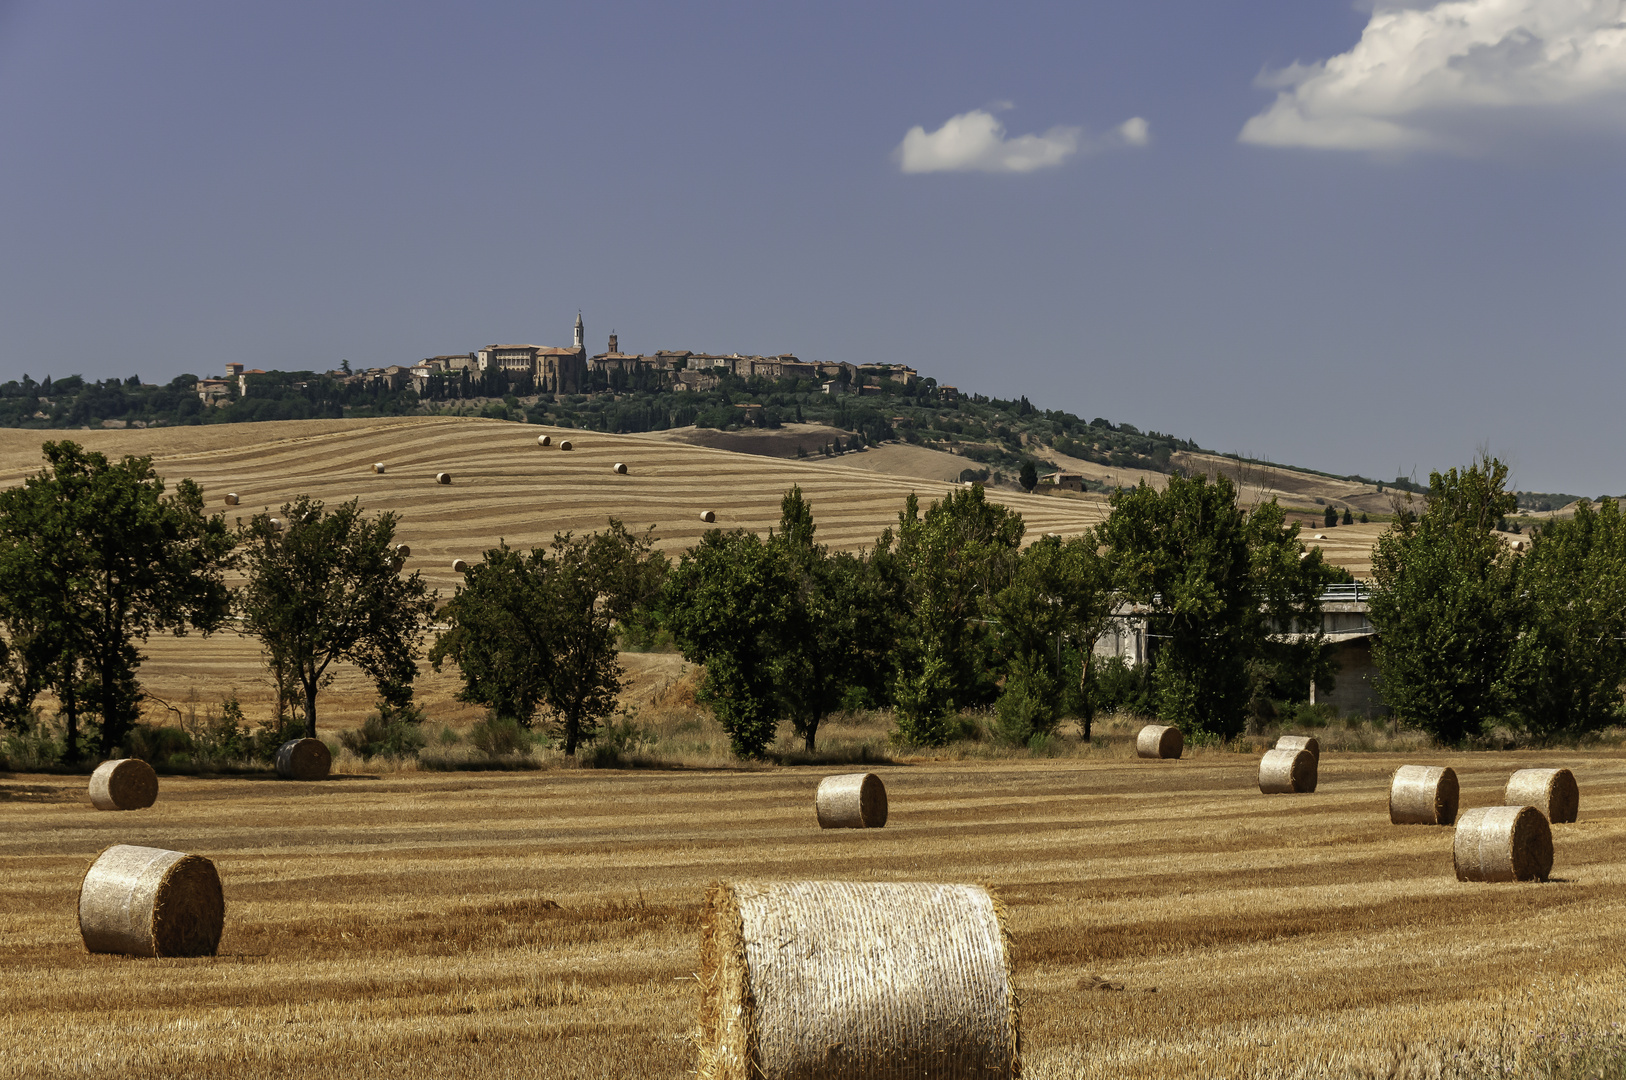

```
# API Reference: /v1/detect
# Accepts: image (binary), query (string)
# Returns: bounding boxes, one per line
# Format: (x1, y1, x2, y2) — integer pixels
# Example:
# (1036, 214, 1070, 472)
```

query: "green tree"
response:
(1099, 474, 1334, 738)
(1019, 460, 1039, 493)
(1501, 497, 1626, 741)
(882, 485, 1025, 745)
(1323, 504, 1338, 528)
(770, 486, 900, 750)
(1342, 508, 1355, 526)
(1368, 456, 1521, 744)
(0, 441, 235, 759)
(238, 496, 435, 739)
(986, 532, 1116, 743)
(664, 528, 797, 757)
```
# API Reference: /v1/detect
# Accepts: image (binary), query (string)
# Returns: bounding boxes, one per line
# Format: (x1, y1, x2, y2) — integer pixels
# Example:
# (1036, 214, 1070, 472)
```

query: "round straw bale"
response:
(435, 471, 451, 484)
(699, 879, 1019, 1080)
(538, 434, 552, 446)
(1505, 767, 1578, 824)
(559, 439, 573, 451)
(700, 510, 716, 523)
(1275, 734, 1320, 761)
(79, 845, 223, 958)
(87, 758, 158, 811)
(390, 557, 404, 572)
(1454, 805, 1553, 882)
(223, 492, 239, 506)
(1259, 747, 1317, 794)
(1135, 724, 1182, 759)
(268, 517, 285, 532)
(613, 462, 627, 474)
(1389, 764, 1459, 825)
(274, 738, 331, 780)
(371, 462, 385, 474)
(452, 558, 469, 573)
(1313, 532, 1326, 539)
(394, 543, 411, 557)
(815, 773, 887, 829)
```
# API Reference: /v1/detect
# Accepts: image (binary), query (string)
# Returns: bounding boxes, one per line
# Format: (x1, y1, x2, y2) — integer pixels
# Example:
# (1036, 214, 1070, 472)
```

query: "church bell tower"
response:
(573, 311, 584, 351)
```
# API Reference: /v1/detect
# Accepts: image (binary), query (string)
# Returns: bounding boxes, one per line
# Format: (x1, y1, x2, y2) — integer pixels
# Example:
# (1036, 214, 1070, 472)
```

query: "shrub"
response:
(125, 725, 197, 769)
(993, 670, 1059, 745)
(470, 715, 533, 758)
(339, 712, 428, 761)
(1090, 656, 1153, 716)
(0, 716, 63, 770)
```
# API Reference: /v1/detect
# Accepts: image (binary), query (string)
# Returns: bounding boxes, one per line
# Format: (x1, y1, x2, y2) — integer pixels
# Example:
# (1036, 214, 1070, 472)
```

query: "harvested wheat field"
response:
(5, 749, 1626, 1079)
(0, 417, 1108, 594)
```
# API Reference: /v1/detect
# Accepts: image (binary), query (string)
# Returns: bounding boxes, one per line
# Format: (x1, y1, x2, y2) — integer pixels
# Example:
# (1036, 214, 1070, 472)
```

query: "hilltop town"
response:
(195, 313, 937, 406)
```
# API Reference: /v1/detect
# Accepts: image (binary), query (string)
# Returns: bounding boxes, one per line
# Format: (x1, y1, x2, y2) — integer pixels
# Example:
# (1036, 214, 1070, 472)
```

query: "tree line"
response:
(0, 442, 1618, 766)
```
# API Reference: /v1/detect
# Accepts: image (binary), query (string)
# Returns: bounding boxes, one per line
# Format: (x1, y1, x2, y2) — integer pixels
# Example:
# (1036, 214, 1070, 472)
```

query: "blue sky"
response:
(1, 1, 1622, 492)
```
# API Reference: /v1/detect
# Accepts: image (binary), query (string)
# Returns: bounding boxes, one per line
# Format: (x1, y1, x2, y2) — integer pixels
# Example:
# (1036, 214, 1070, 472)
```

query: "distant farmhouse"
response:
(195, 313, 929, 406)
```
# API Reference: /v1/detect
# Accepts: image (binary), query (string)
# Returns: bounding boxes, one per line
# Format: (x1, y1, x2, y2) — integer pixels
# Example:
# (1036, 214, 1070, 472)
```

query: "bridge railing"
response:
(1317, 582, 1370, 603)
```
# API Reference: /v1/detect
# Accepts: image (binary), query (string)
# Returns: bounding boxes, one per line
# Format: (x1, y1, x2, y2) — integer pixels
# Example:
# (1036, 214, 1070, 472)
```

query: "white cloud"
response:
(897, 109, 1080, 173)
(1240, 0, 1626, 150)
(896, 109, 1150, 173)
(1116, 116, 1152, 146)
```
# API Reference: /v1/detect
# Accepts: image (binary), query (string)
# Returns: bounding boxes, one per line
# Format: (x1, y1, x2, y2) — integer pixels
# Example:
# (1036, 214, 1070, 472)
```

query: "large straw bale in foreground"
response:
(1389, 765, 1458, 825)
(538, 434, 552, 446)
(274, 738, 331, 780)
(223, 492, 239, 506)
(1259, 748, 1317, 794)
(435, 471, 451, 485)
(1275, 735, 1320, 761)
(1454, 805, 1553, 882)
(79, 845, 224, 957)
(815, 773, 887, 829)
(700, 510, 716, 523)
(1504, 768, 1579, 824)
(88, 758, 158, 811)
(699, 879, 1020, 1080)
(1136, 724, 1182, 759)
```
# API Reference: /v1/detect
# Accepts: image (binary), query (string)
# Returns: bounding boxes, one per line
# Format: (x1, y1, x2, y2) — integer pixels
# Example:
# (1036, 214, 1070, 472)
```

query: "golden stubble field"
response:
(4, 748, 1626, 1079)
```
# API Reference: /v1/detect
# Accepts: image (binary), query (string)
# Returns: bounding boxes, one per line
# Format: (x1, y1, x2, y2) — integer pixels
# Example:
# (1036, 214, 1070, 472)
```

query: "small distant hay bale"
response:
(1275, 734, 1320, 761)
(223, 492, 239, 506)
(268, 517, 285, 532)
(613, 462, 628, 474)
(390, 557, 404, 572)
(538, 434, 552, 447)
(1454, 805, 1553, 882)
(1389, 765, 1459, 825)
(698, 879, 1019, 1080)
(1313, 532, 1326, 540)
(1259, 748, 1317, 794)
(815, 773, 887, 829)
(435, 471, 451, 485)
(79, 845, 224, 958)
(274, 738, 331, 780)
(700, 510, 716, 523)
(88, 758, 158, 811)
(371, 462, 385, 474)
(1135, 724, 1182, 759)
(452, 558, 470, 573)
(559, 439, 574, 451)
(1505, 768, 1579, 824)
(394, 543, 411, 557)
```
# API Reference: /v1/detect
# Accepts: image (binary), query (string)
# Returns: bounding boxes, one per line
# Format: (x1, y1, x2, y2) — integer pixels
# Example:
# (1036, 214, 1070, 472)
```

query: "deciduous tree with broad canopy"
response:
(429, 521, 665, 755)
(237, 496, 435, 740)
(0, 441, 235, 760)
(1098, 472, 1336, 738)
